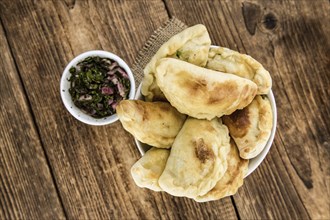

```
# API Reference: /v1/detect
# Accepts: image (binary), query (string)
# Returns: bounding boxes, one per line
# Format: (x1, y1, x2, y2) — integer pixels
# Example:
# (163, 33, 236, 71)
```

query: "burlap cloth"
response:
(131, 18, 188, 88)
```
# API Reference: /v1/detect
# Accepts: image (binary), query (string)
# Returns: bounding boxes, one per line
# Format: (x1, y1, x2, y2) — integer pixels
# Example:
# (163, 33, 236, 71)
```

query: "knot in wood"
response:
(263, 13, 278, 30)
(242, 2, 262, 35)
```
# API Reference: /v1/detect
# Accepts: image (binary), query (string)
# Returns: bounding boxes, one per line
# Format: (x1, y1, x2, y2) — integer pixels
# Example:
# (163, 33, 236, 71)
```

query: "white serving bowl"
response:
(60, 50, 136, 126)
(134, 83, 277, 177)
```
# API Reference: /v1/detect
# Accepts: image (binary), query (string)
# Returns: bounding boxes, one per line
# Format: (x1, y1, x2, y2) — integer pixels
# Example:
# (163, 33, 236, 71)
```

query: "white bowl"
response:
(60, 50, 136, 126)
(134, 83, 277, 177)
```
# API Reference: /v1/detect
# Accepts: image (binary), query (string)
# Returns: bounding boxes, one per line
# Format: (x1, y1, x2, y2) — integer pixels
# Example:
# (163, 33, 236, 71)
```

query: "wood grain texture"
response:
(1, 0, 328, 219)
(164, 0, 330, 219)
(0, 20, 65, 219)
(0, 0, 238, 219)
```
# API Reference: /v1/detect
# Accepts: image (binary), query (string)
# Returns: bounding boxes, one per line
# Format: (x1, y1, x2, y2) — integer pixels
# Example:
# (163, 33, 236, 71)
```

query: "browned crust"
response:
(194, 138, 215, 163)
(222, 107, 251, 138)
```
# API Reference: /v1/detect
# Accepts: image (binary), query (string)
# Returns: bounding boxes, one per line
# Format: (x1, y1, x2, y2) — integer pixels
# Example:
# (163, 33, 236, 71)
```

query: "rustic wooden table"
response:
(0, 0, 329, 219)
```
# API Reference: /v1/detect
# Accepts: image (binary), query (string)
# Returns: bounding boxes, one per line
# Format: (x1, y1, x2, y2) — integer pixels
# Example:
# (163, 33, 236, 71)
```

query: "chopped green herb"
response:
(68, 56, 130, 118)
(176, 50, 182, 58)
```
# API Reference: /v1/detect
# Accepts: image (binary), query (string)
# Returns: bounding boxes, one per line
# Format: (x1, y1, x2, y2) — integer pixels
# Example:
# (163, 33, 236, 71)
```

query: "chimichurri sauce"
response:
(69, 56, 130, 118)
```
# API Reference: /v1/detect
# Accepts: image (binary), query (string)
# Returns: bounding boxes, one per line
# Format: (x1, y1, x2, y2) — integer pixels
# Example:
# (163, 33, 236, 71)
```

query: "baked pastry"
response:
(131, 147, 170, 191)
(207, 47, 272, 94)
(117, 100, 186, 148)
(158, 117, 231, 198)
(155, 58, 258, 120)
(194, 139, 249, 202)
(222, 95, 273, 159)
(141, 24, 211, 101)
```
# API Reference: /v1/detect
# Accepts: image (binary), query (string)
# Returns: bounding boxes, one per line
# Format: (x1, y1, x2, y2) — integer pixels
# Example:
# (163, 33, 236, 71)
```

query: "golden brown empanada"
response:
(117, 100, 186, 148)
(194, 139, 249, 202)
(155, 58, 258, 120)
(131, 148, 170, 191)
(207, 47, 272, 94)
(141, 24, 211, 101)
(222, 95, 273, 159)
(158, 117, 231, 198)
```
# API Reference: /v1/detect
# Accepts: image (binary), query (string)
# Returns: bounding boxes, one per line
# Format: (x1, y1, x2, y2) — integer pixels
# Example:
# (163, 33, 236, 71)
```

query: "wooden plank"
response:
(164, 0, 330, 219)
(0, 19, 65, 219)
(0, 0, 238, 219)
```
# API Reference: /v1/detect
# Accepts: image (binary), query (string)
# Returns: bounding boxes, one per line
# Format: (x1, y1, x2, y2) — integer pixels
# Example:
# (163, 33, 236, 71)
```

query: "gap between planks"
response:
(0, 16, 68, 220)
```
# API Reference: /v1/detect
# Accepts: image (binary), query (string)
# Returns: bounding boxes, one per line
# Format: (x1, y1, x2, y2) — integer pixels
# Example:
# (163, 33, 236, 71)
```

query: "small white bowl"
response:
(60, 50, 136, 126)
(134, 84, 277, 177)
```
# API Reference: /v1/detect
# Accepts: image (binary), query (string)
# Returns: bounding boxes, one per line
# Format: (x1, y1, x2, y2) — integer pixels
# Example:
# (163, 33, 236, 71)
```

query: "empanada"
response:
(158, 117, 231, 198)
(207, 47, 272, 94)
(222, 95, 273, 159)
(117, 100, 186, 148)
(194, 139, 249, 202)
(131, 148, 170, 191)
(141, 24, 211, 101)
(155, 58, 258, 120)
